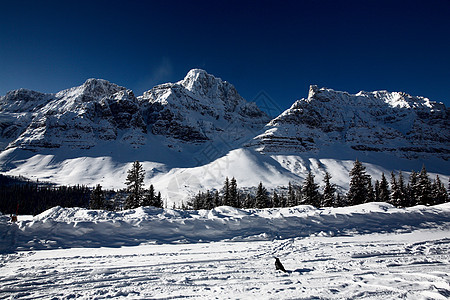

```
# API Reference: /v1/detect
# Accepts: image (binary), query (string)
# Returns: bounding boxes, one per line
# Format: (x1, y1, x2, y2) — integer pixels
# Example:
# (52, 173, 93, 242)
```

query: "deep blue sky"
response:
(1, 0, 449, 113)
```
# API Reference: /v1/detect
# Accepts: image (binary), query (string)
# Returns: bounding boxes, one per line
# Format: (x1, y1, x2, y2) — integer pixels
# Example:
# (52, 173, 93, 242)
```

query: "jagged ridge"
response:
(251, 85, 449, 160)
(0, 70, 269, 151)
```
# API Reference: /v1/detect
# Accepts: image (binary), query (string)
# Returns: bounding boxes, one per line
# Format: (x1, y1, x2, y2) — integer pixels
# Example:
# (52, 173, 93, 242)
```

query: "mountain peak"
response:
(54, 78, 127, 101)
(178, 69, 221, 94)
(81, 78, 125, 94)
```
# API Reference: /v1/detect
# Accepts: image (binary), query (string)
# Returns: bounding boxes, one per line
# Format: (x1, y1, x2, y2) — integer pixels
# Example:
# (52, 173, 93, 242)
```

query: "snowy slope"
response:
(1, 231, 449, 299)
(1, 204, 449, 299)
(1, 202, 449, 252)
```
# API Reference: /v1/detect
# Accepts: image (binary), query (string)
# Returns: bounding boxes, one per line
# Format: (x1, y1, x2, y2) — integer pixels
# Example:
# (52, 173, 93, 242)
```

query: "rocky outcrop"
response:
(251, 85, 449, 159)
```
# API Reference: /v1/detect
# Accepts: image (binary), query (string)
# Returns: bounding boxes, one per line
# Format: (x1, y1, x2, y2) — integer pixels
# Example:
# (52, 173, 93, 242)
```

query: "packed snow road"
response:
(1, 229, 449, 299)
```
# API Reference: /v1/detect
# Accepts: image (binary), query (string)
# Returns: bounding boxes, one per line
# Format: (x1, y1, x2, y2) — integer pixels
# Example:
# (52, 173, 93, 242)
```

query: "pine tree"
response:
(390, 172, 401, 206)
(155, 191, 163, 208)
(408, 171, 419, 206)
(378, 173, 390, 203)
(335, 193, 346, 207)
(272, 191, 281, 207)
(192, 192, 203, 210)
(431, 175, 448, 205)
(243, 194, 255, 208)
(279, 192, 287, 208)
(204, 190, 214, 210)
(287, 182, 297, 207)
(321, 172, 336, 207)
(213, 190, 221, 207)
(302, 170, 320, 207)
(223, 177, 231, 206)
(124, 161, 145, 209)
(143, 184, 155, 207)
(374, 180, 380, 202)
(347, 159, 372, 205)
(416, 165, 432, 205)
(366, 179, 375, 203)
(229, 177, 238, 208)
(89, 184, 106, 209)
(397, 171, 409, 207)
(255, 182, 269, 208)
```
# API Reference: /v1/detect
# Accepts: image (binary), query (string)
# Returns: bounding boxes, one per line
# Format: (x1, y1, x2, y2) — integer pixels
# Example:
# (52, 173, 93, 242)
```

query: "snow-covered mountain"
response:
(0, 71, 449, 205)
(138, 69, 269, 145)
(0, 70, 268, 152)
(251, 85, 449, 160)
(0, 79, 146, 150)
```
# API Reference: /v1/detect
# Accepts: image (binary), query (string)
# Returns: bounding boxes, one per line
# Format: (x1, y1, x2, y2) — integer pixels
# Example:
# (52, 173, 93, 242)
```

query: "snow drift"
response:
(2, 203, 449, 253)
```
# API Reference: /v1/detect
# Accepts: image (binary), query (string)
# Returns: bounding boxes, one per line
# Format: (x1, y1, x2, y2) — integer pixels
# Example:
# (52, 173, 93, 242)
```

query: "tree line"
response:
(1, 159, 448, 215)
(0, 161, 164, 215)
(90, 161, 163, 210)
(186, 159, 449, 210)
(0, 175, 91, 215)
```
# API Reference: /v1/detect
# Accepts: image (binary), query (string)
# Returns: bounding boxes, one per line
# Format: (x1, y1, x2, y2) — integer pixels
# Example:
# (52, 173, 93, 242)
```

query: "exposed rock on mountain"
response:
(139, 69, 269, 143)
(0, 79, 146, 150)
(251, 85, 449, 160)
(0, 70, 269, 152)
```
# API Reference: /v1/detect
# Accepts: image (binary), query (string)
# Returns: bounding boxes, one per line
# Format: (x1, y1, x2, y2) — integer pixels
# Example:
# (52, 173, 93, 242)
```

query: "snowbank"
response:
(1, 203, 450, 253)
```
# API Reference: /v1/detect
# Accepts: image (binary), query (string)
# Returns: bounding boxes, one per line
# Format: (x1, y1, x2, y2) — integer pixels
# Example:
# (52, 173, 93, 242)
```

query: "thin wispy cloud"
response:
(136, 58, 174, 94)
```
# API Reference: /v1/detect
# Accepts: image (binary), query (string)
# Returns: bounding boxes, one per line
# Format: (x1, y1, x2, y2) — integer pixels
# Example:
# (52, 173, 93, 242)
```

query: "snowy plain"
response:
(1, 203, 450, 299)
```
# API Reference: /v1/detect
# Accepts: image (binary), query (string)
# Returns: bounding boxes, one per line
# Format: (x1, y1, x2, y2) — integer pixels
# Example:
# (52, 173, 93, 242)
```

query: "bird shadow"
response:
(287, 268, 314, 274)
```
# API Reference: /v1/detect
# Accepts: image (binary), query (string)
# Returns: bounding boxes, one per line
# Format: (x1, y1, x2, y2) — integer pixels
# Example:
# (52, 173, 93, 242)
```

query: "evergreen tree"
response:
(213, 190, 221, 207)
(416, 165, 432, 205)
(229, 177, 238, 208)
(287, 182, 297, 207)
(378, 173, 390, 203)
(347, 159, 372, 205)
(408, 171, 419, 206)
(374, 180, 381, 202)
(155, 191, 163, 208)
(124, 161, 145, 209)
(397, 171, 409, 207)
(335, 193, 346, 207)
(272, 191, 281, 207)
(301, 170, 320, 207)
(255, 182, 269, 208)
(366, 179, 375, 203)
(390, 172, 400, 206)
(191, 192, 203, 210)
(243, 194, 255, 208)
(279, 192, 287, 208)
(204, 190, 214, 210)
(223, 177, 231, 206)
(89, 184, 106, 209)
(143, 184, 155, 207)
(321, 172, 336, 207)
(390, 172, 408, 207)
(431, 175, 448, 205)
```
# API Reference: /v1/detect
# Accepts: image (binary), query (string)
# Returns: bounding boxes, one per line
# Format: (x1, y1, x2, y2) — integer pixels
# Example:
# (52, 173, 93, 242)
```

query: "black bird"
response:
(274, 257, 287, 272)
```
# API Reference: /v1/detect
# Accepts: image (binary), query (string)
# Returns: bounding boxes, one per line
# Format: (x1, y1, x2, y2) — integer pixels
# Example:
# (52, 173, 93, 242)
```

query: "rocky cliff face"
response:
(0, 79, 146, 150)
(251, 85, 449, 159)
(139, 69, 269, 144)
(0, 70, 269, 152)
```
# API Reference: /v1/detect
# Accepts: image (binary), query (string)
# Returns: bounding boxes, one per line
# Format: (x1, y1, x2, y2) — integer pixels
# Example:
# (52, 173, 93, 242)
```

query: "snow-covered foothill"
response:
(1, 202, 449, 253)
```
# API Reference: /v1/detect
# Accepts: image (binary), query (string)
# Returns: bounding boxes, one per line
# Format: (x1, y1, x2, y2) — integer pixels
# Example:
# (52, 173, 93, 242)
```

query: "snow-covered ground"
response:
(1, 203, 450, 299)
